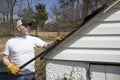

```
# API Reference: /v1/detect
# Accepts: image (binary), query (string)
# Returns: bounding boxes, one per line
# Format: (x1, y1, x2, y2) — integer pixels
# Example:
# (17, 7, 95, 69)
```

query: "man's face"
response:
(17, 25, 30, 35)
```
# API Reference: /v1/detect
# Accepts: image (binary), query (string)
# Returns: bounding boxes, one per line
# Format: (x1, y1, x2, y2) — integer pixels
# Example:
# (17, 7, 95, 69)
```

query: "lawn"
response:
(0, 31, 69, 80)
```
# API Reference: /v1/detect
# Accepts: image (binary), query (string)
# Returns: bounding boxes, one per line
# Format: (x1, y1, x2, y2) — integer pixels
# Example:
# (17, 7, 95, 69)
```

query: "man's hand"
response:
(7, 64, 20, 75)
(55, 36, 65, 41)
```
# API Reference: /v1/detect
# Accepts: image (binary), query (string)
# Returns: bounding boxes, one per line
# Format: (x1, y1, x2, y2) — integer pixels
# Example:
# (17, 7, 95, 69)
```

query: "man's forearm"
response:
(2, 55, 11, 66)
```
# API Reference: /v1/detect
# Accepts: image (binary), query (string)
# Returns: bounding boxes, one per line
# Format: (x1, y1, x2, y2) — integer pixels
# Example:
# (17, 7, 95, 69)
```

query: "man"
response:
(2, 19, 53, 80)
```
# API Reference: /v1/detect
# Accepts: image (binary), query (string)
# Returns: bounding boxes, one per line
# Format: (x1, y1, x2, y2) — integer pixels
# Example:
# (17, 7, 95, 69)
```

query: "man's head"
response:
(16, 19, 31, 36)
(16, 19, 31, 27)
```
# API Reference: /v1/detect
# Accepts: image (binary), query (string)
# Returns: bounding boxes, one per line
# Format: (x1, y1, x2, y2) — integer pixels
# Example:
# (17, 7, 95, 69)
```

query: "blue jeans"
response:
(10, 72, 35, 80)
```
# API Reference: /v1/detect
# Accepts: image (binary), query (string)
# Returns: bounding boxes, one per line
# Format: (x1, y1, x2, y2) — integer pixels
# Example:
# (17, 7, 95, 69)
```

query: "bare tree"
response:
(0, 0, 9, 23)
(27, 0, 33, 8)
(9, 0, 17, 34)
(0, 0, 10, 35)
(50, 0, 111, 34)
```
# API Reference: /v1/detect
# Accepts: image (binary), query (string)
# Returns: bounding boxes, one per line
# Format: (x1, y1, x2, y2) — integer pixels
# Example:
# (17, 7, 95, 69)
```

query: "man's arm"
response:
(43, 36, 65, 48)
(2, 54, 20, 75)
(43, 41, 54, 49)
(2, 55, 11, 66)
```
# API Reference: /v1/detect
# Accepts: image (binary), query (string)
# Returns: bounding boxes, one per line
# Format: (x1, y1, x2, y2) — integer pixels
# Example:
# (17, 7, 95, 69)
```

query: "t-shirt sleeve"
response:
(33, 37, 46, 48)
(3, 40, 11, 55)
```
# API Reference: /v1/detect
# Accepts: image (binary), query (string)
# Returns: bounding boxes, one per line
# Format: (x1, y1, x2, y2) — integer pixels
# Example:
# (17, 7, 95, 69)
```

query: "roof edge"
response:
(103, 0, 120, 13)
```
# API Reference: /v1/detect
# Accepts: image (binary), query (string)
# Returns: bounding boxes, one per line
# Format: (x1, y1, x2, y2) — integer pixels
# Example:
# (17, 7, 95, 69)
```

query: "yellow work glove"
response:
(7, 64, 20, 75)
(55, 36, 65, 41)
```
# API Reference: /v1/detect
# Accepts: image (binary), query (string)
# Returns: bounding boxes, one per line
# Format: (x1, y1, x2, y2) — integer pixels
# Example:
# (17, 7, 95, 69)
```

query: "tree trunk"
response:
(35, 24, 38, 36)
(8, 0, 16, 35)
(76, 0, 80, 21)
(10, 7, 14, 35)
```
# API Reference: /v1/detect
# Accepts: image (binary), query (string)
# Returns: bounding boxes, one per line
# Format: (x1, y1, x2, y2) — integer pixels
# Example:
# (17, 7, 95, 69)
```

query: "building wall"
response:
(90, 65, 120, 80)
(46, 60, 120, 80)
(46, 60, 88, 80)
